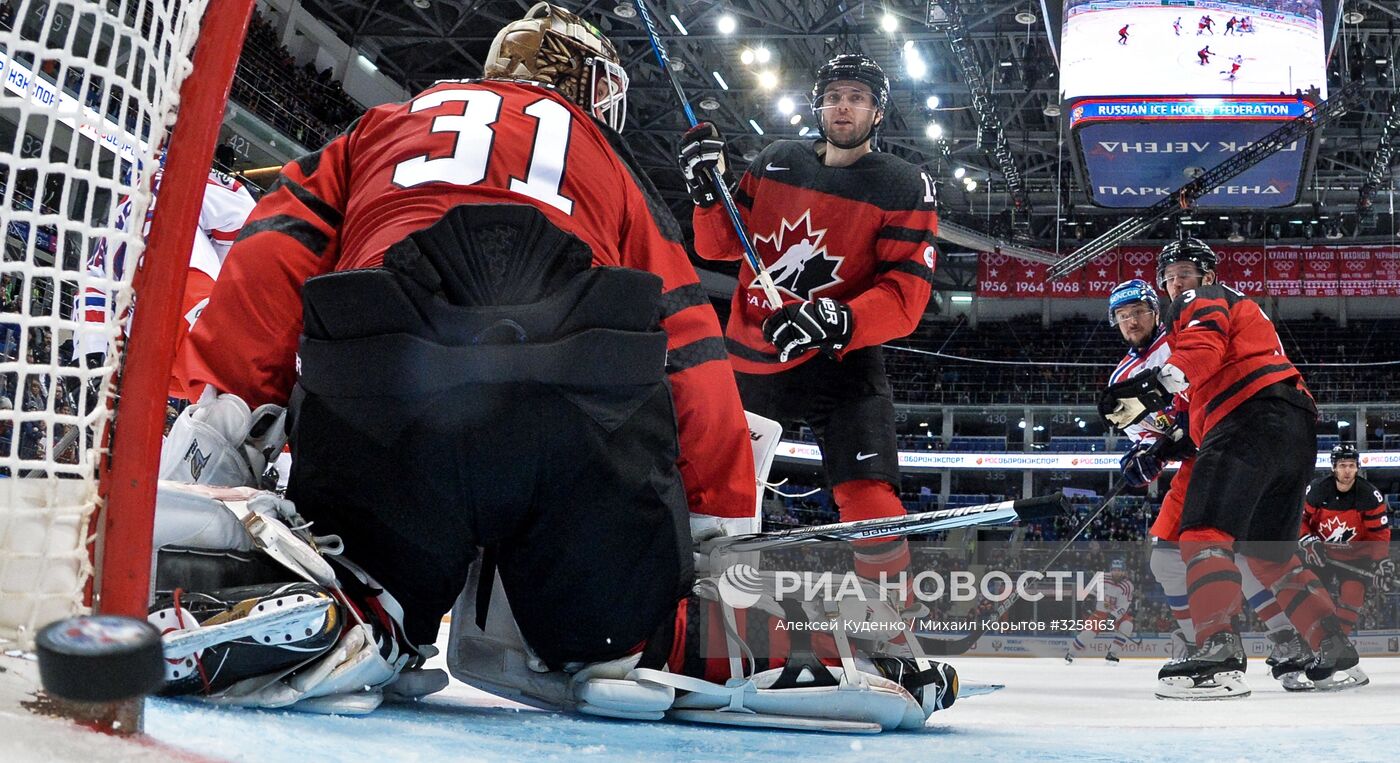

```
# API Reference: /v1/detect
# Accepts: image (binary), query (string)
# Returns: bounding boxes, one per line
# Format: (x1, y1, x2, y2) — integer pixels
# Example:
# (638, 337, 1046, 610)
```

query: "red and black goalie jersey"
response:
(1161, 283, 1310, 444)
(1302, 475, 1392, 562)
(175, 78, 755, 521)
(692, 139, 938, 375)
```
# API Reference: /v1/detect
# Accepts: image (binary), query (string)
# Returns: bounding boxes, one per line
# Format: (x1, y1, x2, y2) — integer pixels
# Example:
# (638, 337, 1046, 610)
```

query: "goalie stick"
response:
(631, 0, 784, 311)
(699, 493, 1069, 555)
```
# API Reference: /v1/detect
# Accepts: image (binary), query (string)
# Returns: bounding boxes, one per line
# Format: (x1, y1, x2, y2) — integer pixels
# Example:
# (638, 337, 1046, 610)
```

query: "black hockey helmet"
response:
(811, 53, 889, 149)
(1156, 237, 1217, 290)
(1331, 443, 1359, 467)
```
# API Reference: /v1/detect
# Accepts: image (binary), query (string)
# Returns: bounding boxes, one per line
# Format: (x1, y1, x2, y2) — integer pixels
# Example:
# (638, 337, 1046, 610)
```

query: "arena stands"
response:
(887, 315, 1400, 405)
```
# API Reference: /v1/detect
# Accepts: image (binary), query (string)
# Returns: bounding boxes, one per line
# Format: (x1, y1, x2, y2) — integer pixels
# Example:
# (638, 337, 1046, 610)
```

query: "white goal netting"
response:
(0, 0, 211, 648)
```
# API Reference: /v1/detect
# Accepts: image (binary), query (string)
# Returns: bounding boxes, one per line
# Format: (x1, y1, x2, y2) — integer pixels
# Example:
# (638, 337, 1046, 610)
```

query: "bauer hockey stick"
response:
(632, 0, 785, 311)
(700, 493, 1069, 555)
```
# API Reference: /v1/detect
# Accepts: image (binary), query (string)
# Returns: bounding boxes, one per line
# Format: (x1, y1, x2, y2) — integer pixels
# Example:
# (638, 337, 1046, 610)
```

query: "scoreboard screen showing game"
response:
(1060, 0, 1327, 100)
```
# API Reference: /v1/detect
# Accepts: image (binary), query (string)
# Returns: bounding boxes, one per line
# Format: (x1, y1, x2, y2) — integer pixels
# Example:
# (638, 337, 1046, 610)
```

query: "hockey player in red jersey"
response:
(679, 54, 937, 613)
(1300, 444, 1392, 643)
(1102, 279, 1315, 688)
(1197, 46, 1214, 66)
(153, 4, 954, 728)
(1198, 15, 1214, 35)
(1118, 24, 1129, 45)
(1101, 238, 1362, 698)
(77, 146, 255, 399)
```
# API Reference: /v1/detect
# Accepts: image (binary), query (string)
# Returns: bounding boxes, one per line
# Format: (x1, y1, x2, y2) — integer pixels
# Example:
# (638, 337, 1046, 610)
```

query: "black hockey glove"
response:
(1154, 413, 1197, 462)
(1120, 441, 1165, 488)
(1098, 368, 1174, 431)
(677, 122, 731, 208)
(1298, 535, 1326, 568)
(1377, 559, 1396, 592)
(762, 297, 853, 363)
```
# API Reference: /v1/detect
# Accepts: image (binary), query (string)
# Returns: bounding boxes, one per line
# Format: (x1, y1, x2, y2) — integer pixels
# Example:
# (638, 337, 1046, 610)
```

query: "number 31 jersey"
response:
(176, 79, 755, 521)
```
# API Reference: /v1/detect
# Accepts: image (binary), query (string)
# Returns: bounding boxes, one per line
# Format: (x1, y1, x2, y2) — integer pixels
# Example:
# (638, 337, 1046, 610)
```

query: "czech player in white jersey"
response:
(1065, 559, 1136, 664)
(78, 152, 256, 398)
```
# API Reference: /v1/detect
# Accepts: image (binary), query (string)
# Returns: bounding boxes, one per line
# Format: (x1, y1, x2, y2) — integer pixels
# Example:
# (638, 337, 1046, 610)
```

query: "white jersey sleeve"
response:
(1108, 329, 1177, 444)
(1099, 578, 1134, 619)
(78, 168, 255, 357)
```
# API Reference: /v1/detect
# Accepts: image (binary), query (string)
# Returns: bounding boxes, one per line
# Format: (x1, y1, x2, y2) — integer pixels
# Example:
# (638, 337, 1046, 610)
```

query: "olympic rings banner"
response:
(978, 244, 1400, 298)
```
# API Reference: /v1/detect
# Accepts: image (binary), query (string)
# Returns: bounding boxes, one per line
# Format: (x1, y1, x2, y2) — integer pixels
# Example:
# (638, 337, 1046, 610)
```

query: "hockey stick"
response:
(631, 0, 784, 311)
(1324, 558, 1397, 591)
(914, 481, 1130, 656)
(701, 493, 1069, 555)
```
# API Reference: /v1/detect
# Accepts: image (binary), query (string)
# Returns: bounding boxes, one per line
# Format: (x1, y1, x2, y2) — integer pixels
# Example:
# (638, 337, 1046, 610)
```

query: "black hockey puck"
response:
(36, 615, 165, 703)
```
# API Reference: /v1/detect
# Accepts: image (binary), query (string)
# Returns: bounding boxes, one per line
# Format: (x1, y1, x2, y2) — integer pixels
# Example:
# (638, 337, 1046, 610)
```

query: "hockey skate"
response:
(1264, 629, 1314, 692)
(1303, 630, 1365, 692)
(1155, 632, 1249, 700)
(1063, 651, 1075, 664)
(1104, 651, 1120, 664)
(149, 581, 342, 696)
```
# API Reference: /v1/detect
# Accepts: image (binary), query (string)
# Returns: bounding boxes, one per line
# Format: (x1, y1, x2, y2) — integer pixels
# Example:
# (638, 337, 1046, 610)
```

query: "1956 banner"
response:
(979, 244, 1400, 298)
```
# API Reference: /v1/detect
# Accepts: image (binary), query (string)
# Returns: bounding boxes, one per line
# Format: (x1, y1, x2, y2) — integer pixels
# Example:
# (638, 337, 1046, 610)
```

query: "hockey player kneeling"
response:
(151, 2, 956, 732)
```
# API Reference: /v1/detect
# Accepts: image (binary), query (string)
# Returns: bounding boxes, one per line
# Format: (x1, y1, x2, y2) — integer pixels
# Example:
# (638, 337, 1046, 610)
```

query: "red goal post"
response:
(0, 0, 255, 652)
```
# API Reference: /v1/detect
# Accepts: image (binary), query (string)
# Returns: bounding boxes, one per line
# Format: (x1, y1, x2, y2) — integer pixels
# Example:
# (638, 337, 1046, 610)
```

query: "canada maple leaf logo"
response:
(750, 210, 844, 300)
(1319, 516, 1356, 544)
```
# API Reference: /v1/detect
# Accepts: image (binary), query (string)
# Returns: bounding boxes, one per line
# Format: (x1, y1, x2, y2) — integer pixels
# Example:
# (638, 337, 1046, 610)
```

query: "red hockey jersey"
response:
(176, 79, 754, 520)
(1162, 283, 1310, 443)
(692, 139, 937, 375)
(1301, 475, 1392, 562)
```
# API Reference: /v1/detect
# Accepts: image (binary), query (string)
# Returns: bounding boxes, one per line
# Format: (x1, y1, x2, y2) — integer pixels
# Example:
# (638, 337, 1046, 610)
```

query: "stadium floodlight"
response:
(716, 14, 736, 34)
(965, 179, 978, 191)
(881, 13, 898, 33)
(749, 119, 765, 135)
(926, 95, 940, 110)
(789, 113, 802, 125)
(669, 14, 689, 34)
(613, 3, 636, 18)
(758, 70, 779, 90)
(953, 166, 966, 179)
(904, 45, 927, 80)
(755, 47, 772, 64)
(777, 96, 795, 115)
(740, 48, 754, 65)
(712, 71, 729, 90)
(925, 121, 943, 140)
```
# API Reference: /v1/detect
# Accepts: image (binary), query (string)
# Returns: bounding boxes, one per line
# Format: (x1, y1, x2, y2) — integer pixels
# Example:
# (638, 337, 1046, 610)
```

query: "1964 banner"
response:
(979, 244, 1400, 298)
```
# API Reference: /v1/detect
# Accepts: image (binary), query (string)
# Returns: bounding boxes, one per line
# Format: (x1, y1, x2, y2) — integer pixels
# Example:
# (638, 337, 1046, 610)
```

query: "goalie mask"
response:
(484, 2, 629, 132)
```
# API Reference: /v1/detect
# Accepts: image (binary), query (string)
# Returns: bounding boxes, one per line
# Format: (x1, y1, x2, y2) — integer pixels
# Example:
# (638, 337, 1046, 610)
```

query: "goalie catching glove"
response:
(677, 121, 731, 208)
(1098, 365, 1188, 431)
(762, 298, 853, 363)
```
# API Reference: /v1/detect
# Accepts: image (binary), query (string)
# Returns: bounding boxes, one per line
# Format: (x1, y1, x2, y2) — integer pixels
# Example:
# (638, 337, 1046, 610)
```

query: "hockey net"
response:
(0, 0, 249, 657)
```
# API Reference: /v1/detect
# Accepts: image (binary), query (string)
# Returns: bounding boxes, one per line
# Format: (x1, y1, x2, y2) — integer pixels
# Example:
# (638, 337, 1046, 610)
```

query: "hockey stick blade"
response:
(161, 596, 332, 659)
(704, 493, 1068, 554)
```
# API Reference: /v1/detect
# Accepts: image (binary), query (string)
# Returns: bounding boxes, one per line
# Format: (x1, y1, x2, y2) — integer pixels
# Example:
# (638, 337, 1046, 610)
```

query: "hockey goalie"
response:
(146, 2, 957, 733)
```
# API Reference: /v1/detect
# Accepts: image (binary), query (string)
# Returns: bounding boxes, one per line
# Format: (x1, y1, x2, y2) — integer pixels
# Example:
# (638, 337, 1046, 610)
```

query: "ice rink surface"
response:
(1061, 6, 1327, 99)
(5, 632, 1399, 762)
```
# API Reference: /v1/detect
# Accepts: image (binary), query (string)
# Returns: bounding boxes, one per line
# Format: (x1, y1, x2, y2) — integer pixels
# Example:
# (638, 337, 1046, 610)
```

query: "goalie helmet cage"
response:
(0, 0, 254, 730)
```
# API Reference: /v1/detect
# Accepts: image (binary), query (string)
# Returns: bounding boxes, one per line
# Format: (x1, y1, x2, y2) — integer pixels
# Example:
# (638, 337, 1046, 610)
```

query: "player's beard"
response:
(821, 109, 878, 150)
